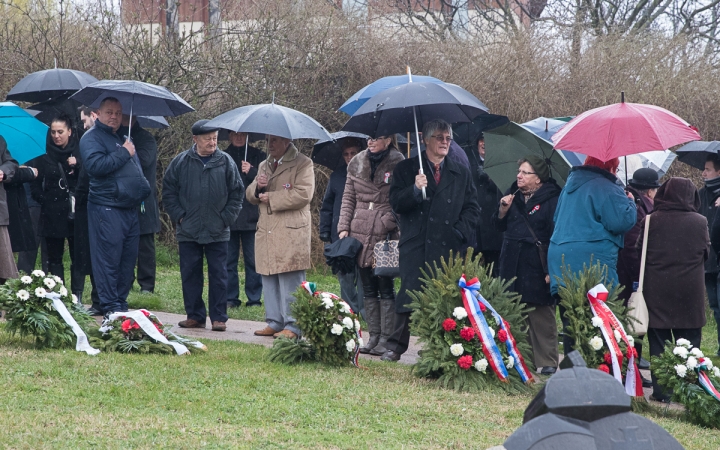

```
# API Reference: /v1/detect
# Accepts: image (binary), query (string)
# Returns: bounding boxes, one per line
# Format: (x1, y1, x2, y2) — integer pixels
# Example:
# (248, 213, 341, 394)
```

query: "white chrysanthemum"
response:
(705, 358, 714, 370)
(676, 338, 692, 348)
(52, 275, 62, 285)
(675, 364, 688, 378)
(475, 359, 488, 373)
(59, 286, 68, 297)
(354, 319, 361, 331)
(342, 317, 354, 329)
(506, 356, 515, 369)
(339, 302, 351, 314)
(43, 278, 56, 290)
(627, 335, 635, 347)
(453, 307, 468, 320)
(673, 346, 689, 359)
(330, 324, 344, 335)
(16, 290, 30, 301)
(20, 275, 32, 285)
(690, 348, 704, 358)
(489, 327, 495, 338)
(613, 329, 622, 342)
(321, 297, 334, 309)
(345, 339, 356, 352)
(686, 356, 698, 370)
(450, 343, 464, 356)
(32, 270, 45, 278)
(591, 317, 603, 327)
(589, 336, 604, 351)
(357, 337, 364, 347)
(34, 287, 47, 298)
(713, 367, 720, 378)
(71, 294, 78, 305)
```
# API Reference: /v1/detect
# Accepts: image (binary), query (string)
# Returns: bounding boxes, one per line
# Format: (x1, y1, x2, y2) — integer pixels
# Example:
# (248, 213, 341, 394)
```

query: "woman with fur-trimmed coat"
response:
(337, 136, 404, 356)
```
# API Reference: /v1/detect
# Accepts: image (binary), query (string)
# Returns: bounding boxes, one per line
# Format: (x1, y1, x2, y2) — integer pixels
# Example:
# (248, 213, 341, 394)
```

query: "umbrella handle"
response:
(412, 105, 426, 200)
(244, 139, 248, 161)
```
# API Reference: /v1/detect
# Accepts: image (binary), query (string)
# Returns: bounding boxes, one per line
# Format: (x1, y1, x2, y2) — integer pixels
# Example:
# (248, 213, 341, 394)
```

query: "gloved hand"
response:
(319, 232, 331, 243)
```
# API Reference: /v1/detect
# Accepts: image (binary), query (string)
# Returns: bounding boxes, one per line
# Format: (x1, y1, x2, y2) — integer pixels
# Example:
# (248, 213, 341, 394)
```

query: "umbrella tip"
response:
(272, 92, 275, 104)
(621, 91, 625, 103)
(54, 58, 57, 69)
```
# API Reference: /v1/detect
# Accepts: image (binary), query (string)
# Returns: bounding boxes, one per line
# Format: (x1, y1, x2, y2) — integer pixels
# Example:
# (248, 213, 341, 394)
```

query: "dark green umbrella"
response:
(484, 122, 572, 193)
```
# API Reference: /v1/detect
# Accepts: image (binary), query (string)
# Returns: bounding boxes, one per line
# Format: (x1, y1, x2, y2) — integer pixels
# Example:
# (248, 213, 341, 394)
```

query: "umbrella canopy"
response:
(136, 116, 169, 129)
(6, 68, 99, 104)
(69, 80, 194, 117)
(521, 116, 584, 166)
(0, 102, 49, 164)
(452, 113, 510, 150)
(676, 141, 720, 170)
(552, 101, 701, 162)
(205, 103, 332, 141)
(484, 121, 572, 193)
(312, 131, 368, 170)
(616, 151, 676, 186)
(339, 74, 443, 115)
(341, 82, 489, 138)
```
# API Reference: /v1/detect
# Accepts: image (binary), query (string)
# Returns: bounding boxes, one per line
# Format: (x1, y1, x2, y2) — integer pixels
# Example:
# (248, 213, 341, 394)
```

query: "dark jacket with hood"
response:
(492, 179, 561, 305)
(31, 135, 80, 238)
(162, 145, 244, 244)
(224, 143, 263, 231)
(616, 186, 654, 303)
(79, 120, 151, 209)
(638, 178, 708, 330)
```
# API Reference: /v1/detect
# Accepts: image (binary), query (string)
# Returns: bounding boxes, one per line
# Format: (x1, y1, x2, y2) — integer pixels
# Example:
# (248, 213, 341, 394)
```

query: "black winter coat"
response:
(464, 147, 504, 252)
(73, 160, 92, 275)
(225, 144, 263, 231)
(319, 165, 348, 243)
(31, 138, 80, 238)
(0, 136, 19, 226)
(390, 152, 480, 313)
(6, 167, 36, 252)
(119, 125, 160, 235)
(492, 180, 560, 305)
(699, 186, 719, 273)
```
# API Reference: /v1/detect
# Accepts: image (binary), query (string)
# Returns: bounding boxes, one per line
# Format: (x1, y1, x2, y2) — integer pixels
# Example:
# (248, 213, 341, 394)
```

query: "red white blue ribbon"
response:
(697, 358, 720, 402)
(587, 284, 643, 397)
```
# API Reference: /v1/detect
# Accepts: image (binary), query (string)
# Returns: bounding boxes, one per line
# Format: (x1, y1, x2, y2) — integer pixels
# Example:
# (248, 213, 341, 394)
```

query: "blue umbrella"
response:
(136, 115, 169, 129)
(0, 102, 49, 164)
(521, 117, 585, 165)
(339, 74, 443, 115)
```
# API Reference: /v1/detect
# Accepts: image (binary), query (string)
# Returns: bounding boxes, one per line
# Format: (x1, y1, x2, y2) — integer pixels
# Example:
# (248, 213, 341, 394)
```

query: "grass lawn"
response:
(2, 245, 719, 448)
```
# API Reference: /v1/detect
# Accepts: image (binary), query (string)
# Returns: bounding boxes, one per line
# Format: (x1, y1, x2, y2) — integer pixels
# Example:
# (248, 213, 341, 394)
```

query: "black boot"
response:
(47, 263, 65, 284)
(359, 298, 380, 354)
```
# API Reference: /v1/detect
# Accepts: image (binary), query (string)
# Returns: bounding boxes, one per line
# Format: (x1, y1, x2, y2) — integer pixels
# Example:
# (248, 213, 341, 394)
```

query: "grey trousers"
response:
(526, 304, 559, 368)
(262, 270, 305, 336)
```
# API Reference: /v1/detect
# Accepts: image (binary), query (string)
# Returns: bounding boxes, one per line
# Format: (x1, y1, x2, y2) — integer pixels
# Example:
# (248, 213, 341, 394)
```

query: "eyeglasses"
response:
(430, 135, 452, 143)
(367, 136, 388, 142)
(517, 170, 536, 176)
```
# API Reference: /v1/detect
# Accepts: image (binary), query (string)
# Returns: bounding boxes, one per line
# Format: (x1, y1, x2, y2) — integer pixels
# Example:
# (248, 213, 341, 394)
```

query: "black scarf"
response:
(705, 176, 720, 197)
(45, 134, 77, 164)
(367, 148, 390, 182)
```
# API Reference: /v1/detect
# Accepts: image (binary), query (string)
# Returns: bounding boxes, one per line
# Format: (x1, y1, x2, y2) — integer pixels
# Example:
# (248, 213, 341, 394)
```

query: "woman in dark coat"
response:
(638, 177, 709, 402)
(6, 165, 37, 255)
(0, 135, 19, 281)
(31, 116, 80, 287)
(493, 155, 561, 375)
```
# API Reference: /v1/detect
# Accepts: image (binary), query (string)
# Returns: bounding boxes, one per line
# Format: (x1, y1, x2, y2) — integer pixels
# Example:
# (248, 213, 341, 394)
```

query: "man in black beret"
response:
(162, 120, 244, 331)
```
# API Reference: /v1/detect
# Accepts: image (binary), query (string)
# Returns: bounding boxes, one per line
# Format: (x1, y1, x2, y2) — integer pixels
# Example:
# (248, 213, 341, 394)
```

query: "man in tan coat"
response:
(247, 135, 314, 339)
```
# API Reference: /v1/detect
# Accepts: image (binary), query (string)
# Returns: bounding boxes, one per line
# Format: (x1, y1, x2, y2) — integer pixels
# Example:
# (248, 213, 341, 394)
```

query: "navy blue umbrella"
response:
(339, 74, 443, 115)
(676, 141, 720, 170)
(312, 131, 368, 170)
(7, 68, 98, 104)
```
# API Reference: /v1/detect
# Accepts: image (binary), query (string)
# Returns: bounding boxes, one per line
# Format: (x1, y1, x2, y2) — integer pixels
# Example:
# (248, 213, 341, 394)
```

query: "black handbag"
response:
(515, 201, 548, 274)
(57, 162, 75, 221)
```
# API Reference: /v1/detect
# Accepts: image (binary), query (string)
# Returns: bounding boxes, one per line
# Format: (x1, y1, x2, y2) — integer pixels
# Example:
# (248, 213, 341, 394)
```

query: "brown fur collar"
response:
(347, 148, 404, 183)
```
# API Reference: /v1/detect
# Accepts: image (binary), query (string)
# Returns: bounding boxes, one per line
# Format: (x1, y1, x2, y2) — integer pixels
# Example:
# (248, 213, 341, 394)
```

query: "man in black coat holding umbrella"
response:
(385, 119, 480, 362)
(224, 131, 264, 308)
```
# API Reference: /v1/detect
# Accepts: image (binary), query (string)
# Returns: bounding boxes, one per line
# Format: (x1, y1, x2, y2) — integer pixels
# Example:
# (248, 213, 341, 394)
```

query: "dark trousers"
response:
(88, 202, 139, 313)
(17, 205, 47, 274)
(386, 312, 412, 355)
(648, 327, 702, 400)
(135, 233, 156, 292)
(358, 266, 395, 299)
(557, 299, 575, 355)
(480, 250, 501, 276)
(45, 236, 84, 294)
(226, 230, 263, 305)
(180, 240, 229, 323)
(704, 272, 720, 353)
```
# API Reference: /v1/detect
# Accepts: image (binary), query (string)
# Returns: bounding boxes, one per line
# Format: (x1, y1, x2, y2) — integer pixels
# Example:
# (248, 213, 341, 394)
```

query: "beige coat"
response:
(337, 148, 404, 267)
(247, 144, 314, 275)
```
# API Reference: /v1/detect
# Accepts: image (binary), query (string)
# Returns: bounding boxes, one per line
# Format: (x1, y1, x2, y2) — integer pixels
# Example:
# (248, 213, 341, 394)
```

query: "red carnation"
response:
(141, 309, 150, 317)
(121, 319, 133, 333)
(460, 327, 475, 341)
(457, 355, 473, 370)
(498, 329, 508, 343)
(479, 303, 487, 312)
(442, 318, 457, 332)
(598, 364, 610, 374)
(603, 352, 612, 365)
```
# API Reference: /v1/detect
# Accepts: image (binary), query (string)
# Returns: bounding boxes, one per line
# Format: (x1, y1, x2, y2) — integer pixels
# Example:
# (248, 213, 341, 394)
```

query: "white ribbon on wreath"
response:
(104, 310, 205, 355)
(46, 293, 100, 356)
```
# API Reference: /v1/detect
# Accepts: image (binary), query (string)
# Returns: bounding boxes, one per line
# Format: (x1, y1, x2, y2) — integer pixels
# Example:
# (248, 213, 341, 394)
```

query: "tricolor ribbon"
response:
(302, 281, 361, 367)
(458, 275, 534, 383)
(587, 284, 643, 397)
(697, 359, 720, 402)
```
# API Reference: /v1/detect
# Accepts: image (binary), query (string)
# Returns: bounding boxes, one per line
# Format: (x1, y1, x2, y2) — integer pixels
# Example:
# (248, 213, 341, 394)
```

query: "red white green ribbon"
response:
(587, 284, 643, 397)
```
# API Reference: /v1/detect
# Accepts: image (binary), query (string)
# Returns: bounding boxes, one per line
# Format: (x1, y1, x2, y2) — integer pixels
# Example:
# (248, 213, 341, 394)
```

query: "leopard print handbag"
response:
(373, 234, 400, 278)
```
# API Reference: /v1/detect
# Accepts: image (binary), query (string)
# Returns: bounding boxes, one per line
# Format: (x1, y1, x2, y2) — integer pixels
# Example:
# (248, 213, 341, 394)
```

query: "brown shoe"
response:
(274, 329, 298, 340)
(211, 321, 226, 332)
(178, 318, 205, 328)
(254, 326, 277, 336)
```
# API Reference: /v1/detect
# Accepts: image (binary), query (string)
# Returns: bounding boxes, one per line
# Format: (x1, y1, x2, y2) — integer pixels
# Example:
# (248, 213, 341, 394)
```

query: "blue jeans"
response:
(226, 230, 263, 305)
(87, 202, 139, 313)
(704, 272, 720, 352)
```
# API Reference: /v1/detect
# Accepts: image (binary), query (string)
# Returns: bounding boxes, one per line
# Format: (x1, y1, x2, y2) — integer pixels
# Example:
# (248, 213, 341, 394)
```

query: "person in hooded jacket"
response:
(493, 156, 561, 375)
(31, 115, 81, 291)
(548, 156, 636, 354)
(637, 177, 709, 403)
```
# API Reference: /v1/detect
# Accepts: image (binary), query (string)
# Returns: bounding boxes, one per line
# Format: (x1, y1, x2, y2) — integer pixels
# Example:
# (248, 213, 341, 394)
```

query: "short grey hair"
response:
(422, 119, 453, 143)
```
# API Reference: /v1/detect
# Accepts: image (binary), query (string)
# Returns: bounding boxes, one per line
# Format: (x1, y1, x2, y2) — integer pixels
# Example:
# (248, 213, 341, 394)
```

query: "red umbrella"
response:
(552, 96, 701, 162)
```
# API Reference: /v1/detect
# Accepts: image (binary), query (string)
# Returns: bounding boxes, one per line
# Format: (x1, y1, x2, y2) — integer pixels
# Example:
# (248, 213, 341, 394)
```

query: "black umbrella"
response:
(452, 113, 510, 150)
(312, 131, 368, 170)
(136, 116, 169, 129)
(324, 237, 362, 275)
(26, 93, 81, 125)
(676, 141, 720, 170)
(6, 68, 99, 104)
